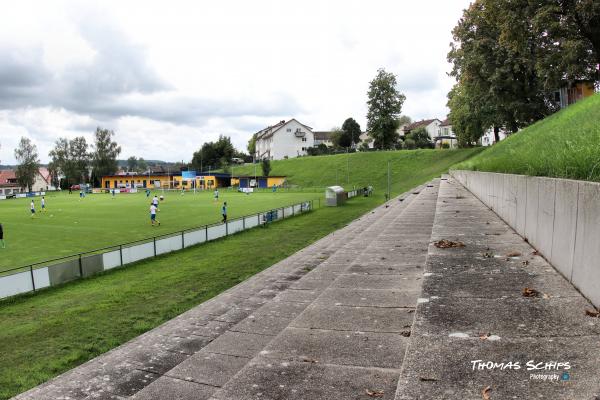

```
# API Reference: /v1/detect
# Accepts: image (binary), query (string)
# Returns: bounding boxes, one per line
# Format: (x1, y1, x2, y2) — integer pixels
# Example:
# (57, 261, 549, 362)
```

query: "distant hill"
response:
(454, 93, 600, 182)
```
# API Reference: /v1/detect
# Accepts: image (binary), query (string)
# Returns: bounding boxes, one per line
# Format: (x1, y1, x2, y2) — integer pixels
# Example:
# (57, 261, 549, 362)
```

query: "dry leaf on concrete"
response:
(585, 309, 600, 318)
(400, 330, 411, 337)
(419, 377, 438, 382)
(434, 239, 465, 249)
(482, 385, 492, 399)
(506, 251, 521, 257)
(365, 389, 385, 397)
(522, 287, 540, 297)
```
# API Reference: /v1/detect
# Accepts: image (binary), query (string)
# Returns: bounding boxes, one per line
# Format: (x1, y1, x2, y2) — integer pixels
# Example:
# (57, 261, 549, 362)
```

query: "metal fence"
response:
(0, 200, 314, 300)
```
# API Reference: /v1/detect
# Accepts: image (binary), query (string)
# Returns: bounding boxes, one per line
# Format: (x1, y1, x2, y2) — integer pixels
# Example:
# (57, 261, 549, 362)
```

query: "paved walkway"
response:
(15, 182, 438, 400)
(396, 176, 600, 399)
(14, 176, 600, 399)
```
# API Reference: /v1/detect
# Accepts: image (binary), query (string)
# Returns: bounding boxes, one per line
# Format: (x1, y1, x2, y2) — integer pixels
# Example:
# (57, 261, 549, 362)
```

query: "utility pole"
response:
(387, 161, 391, 201)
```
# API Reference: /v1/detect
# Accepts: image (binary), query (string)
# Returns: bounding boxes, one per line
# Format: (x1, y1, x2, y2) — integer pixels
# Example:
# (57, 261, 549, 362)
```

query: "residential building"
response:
(0, 170, 22, 196)
(31, 167, 55, 192)
(403, 119, 442, 140)
(254, 119, 314, 160)
(435, 118, 458, 148)
(358, 132, 374, 149)
(554, 80, 596, 109)
(481, 128, 509, 146)
(313, 131, 334, 147)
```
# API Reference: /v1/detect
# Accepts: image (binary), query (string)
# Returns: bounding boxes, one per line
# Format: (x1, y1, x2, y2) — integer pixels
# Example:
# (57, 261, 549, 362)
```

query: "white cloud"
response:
(0, 0, 470, 164)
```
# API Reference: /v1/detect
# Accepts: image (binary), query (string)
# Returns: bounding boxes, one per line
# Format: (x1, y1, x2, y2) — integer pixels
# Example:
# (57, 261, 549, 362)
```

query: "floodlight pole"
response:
(387, 161, 391, 201)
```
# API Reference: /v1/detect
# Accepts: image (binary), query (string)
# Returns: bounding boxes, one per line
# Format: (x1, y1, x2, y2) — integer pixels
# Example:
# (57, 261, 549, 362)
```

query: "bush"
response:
(403, 138, 416, 149)
(441, 143, 450, 149)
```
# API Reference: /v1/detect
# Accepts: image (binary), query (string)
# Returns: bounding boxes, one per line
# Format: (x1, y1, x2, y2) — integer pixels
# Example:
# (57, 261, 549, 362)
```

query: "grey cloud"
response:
(0, 18, 303, 125)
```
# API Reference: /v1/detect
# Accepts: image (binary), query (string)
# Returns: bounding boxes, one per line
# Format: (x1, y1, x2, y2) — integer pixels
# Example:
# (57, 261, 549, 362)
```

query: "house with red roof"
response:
(0, 170, 22, 196)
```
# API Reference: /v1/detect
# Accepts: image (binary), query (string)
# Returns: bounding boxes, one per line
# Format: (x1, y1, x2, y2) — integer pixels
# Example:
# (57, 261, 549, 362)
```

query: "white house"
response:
(435, 118, 458, 148)
(481, 128, 509, 146)
(313, 131, 334, 147)
(254, 119, 314, 160)
(403, 119, 442, 140)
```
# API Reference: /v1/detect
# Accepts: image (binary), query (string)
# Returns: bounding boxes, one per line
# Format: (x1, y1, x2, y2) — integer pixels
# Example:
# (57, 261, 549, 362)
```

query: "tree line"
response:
(12, 127, 122, 191)
(448, 0, 599, 146)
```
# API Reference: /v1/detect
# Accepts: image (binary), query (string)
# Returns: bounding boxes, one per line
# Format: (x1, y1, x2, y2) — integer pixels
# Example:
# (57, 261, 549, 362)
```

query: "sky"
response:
(0, 0, 471, 164)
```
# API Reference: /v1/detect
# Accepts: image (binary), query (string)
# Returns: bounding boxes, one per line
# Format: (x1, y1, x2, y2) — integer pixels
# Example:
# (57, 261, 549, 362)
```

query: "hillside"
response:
(454, 93, 600, 181)
(232, 148, 483, 194)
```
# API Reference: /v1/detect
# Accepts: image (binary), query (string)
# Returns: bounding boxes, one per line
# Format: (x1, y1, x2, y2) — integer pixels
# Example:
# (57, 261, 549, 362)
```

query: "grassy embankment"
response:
(454, 93, 600, 181)
(0, 148, 481, 399)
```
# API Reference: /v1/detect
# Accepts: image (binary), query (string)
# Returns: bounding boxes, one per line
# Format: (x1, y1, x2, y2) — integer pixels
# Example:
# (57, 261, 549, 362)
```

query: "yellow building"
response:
(101, 173, 233, 190)
(556, 80, 596, 109)
(233, 176, 286, 188)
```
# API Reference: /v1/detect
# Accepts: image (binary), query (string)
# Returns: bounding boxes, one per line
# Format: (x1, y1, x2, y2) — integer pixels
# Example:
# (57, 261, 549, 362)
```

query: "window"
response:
(302, 137, 307, 142)
(287, 128, 291, 132)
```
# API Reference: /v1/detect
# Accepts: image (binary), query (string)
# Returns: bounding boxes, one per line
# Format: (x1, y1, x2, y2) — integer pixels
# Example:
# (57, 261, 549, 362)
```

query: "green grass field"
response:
(454, 93, 600, 181)
(232, 148, 484, 189)
(0, 148, 480, 399)
(0, 190, 316, 272)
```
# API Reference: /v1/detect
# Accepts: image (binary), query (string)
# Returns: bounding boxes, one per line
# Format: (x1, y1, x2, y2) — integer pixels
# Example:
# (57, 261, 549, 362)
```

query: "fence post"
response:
(153, 237, 157, 256)
(205, 224, 208, 240)
(258, 213, 260, 226)
(30, 266, 36, 292)
(78, 254, 83, 277)
(282, 207, 285, 219)
(181, 231, 185, 248)
(119, 245, 123, 267)
(292, 204, 295, 216)
(226, 221, 229, 236)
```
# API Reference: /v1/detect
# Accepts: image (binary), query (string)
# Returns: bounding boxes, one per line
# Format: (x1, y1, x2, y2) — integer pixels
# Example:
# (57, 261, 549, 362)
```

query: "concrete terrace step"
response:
(395, 176, 600, 400)
(12, 183, 437, 400)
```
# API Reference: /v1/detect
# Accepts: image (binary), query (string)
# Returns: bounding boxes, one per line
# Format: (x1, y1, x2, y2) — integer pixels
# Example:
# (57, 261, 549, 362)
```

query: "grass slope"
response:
(454, 93, 600, 181)
(0, 148, 479, 399)
(234, 148, 484, 191)
(0, 191, 315, 272)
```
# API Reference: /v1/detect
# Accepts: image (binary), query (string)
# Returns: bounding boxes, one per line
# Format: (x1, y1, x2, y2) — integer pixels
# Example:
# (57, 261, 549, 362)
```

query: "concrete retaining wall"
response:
(451, 170, 600, 307)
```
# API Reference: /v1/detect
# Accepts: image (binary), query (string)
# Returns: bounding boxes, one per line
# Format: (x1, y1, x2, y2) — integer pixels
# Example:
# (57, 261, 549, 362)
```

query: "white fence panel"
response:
(103, 250, 122, 270)
(184, 229, 206, 247)
(207, 224, 227, 241)
(228, 219, 244, 235)
(33, 267, 51, 290)
(156, 236, 183, 255)
(244, 215, 260, 229)
(0, 271, 33, 298)
(122, 242, 154, 264)
(284, 206, 294, 218)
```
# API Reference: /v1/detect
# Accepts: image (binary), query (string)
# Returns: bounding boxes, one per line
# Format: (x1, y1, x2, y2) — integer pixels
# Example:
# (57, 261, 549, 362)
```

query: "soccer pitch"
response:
(0, 189, 318, 273)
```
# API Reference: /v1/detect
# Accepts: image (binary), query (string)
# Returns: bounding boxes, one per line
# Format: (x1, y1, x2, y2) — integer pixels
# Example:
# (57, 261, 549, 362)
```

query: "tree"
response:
(406, 127, 433, 149)
(261, 158, 271, 177)
(366, 69, 406, 150)
(48, 137, 90, 187)
(91, 127, 121, 186)
(340, 118, 362, 148)
(247, 133, 258, 156)
(127, 156, 138, 172)
(397, 115, 412, 127)
(191, 135, 236, 171)
(14, 137, 39, 192)
(137, 157, 148, 173)
(70, 136, 90, 183)
(329, 127, 344, 149)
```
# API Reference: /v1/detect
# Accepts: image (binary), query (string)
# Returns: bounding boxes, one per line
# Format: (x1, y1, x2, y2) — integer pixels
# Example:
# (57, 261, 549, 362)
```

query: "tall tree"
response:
(247, 133, 258, 157)
(137, 157, 148, 173)
(366, 69, 406, 150)
(14, 137, 39, 192)
(261, 158, 271, 177)
(91, 127, 121, 185)
(127, 156, 138, 172)
(340, 118, 362, 148)
(70, 136, 90, 183)
(191, 135, 236, 171)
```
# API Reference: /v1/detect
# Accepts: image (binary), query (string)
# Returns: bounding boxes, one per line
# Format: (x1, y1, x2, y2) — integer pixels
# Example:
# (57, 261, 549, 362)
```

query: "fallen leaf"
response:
(479, 332, 491, 340)
(542, 293, 550, 299)
(365, 389, 385, 398)
(400, 330, 411, 337)
(506, 251, 521, 257)
(585, 309, 600, 318)
(522, 260, 529, 266)
(522, 287, 540, 297)
(482, 252, 493, 259)
(482, 385, 492, 400)
(532, 250, 540, 256)
(434, 239, 465, 249)
(301, 357, 318, 363)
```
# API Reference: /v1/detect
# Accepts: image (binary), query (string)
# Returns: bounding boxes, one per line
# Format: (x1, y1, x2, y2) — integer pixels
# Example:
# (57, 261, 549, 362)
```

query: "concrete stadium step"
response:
(12, 183, 435, 400)
(394, 176, 600, 400)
